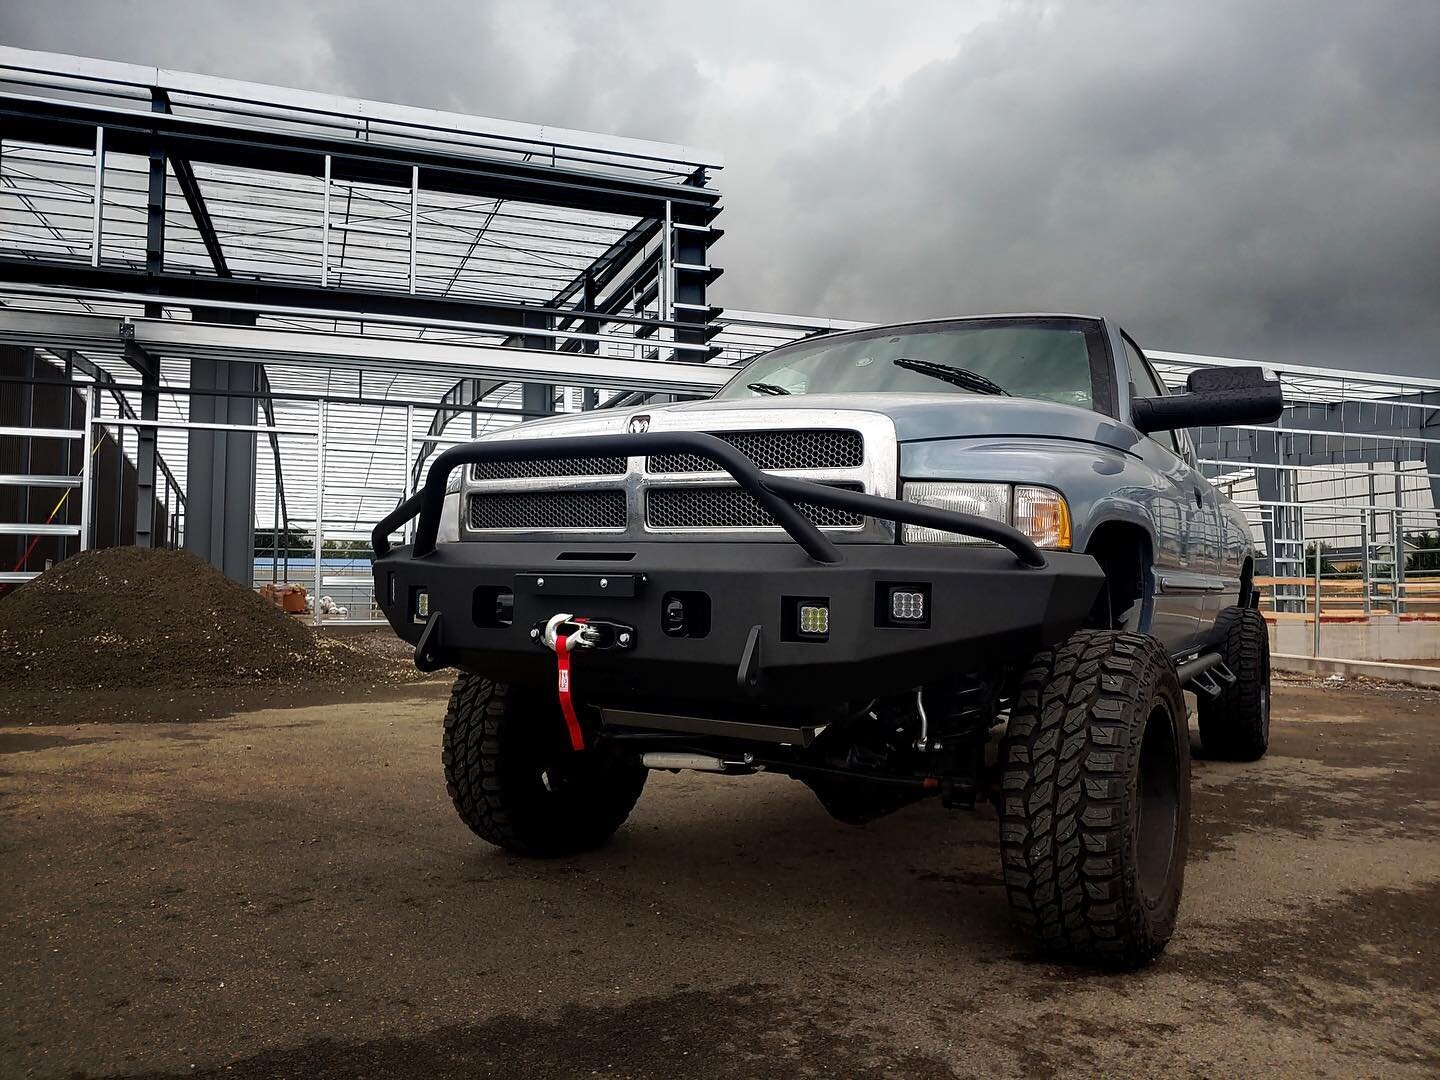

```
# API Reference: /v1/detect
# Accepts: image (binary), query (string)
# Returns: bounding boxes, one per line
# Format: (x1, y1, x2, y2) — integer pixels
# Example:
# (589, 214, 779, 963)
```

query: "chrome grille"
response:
(646, 484, 864, 530)
(469, 490, 626, 531)
(471, 455, 626, 482)
(647, 429, 863, 474)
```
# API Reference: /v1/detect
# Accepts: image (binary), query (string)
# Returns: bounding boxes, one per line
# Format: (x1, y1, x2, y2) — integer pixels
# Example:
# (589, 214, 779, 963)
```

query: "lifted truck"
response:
(373, 313, 1283, 968)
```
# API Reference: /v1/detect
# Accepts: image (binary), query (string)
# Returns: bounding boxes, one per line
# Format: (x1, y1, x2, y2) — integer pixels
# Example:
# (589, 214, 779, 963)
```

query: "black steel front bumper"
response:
(371, 432, 1104, 708)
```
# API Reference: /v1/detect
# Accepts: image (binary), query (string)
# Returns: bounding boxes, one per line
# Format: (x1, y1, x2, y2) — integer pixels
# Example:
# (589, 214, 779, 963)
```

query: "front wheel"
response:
(441, 674, 647, 857)
(999, 630, 1190, 968)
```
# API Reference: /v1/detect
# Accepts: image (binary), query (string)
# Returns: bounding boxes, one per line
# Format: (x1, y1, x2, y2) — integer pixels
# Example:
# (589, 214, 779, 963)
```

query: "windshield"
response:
(715, 317, 1104, 410)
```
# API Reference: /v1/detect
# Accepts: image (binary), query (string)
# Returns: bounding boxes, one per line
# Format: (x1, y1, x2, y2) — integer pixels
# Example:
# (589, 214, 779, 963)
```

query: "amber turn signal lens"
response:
(1013, 485, 1071, 550)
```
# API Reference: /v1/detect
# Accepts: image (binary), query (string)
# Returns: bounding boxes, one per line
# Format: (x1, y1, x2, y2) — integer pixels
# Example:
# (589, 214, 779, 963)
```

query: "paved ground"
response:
(2, 678, 1438, 1078)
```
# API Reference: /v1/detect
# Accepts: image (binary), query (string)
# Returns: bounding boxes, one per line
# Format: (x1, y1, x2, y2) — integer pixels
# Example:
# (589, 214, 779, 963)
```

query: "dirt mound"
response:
(0, 546, 402, 695)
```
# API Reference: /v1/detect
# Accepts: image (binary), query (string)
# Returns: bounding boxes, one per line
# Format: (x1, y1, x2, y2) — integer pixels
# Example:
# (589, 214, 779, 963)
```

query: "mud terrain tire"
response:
(999, 630, 1189, 968)
(441, 674, 647, 857)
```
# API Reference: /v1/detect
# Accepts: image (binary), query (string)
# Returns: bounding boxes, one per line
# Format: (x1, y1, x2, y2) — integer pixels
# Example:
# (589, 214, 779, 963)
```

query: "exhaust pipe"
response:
(641, 751, 756, 774)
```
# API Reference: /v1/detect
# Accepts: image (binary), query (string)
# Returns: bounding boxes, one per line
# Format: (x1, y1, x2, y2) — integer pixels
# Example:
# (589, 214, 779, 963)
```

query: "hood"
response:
(486, 392, 1134, 451)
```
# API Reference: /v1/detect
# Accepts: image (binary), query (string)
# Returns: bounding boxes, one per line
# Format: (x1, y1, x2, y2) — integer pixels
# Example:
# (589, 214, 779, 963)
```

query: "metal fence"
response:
(1, 371, 541, 625)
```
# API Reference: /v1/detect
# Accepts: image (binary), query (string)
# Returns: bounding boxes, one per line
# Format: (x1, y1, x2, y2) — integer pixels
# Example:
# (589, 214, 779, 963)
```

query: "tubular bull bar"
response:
(371, 432, 1102, 707)
(372, 431, 1047, 567)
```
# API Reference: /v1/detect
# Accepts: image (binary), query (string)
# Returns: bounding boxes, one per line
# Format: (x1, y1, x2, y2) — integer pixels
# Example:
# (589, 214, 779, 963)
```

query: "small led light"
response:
(890, 590, 925, 621)
(797, 604, 830, 636)
(413, 589, 430, 624)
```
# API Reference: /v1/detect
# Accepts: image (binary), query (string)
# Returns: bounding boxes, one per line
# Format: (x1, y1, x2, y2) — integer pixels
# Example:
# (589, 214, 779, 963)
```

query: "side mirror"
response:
(1131, 365, 1283, 433)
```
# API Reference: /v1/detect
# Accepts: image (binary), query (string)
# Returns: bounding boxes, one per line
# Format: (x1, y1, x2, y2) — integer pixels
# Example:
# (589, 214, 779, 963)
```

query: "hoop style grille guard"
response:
(373, 431, 1047, 567)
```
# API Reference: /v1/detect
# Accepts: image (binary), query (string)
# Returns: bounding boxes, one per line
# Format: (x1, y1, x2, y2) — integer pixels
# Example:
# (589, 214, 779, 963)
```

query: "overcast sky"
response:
(4, 1, 1437, 375)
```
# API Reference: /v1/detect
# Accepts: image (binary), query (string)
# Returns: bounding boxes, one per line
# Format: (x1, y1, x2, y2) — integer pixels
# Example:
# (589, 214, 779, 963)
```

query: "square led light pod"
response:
(798, 603, 830, 636)
(783, 596, 831, 642)
(875, 582, 931, 629)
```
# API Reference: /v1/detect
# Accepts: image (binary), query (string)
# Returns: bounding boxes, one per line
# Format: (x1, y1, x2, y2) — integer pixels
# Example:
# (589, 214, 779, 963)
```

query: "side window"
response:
(1122, 336, 1181, 457)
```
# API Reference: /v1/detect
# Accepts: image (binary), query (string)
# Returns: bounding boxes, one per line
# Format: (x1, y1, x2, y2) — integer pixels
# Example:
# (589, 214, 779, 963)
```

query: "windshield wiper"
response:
(892, 357, 1009, 396)
(746, 381, 792, 396)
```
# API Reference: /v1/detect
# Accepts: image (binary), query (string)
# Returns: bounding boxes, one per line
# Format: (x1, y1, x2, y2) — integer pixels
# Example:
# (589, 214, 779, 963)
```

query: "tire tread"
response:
(441, 674, 645, 857)
(999, 630, 1188, 968)
(1197, 607, 1270, 761)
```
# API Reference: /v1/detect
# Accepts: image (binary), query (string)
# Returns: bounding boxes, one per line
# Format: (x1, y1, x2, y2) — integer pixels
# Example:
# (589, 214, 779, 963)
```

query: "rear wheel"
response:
(999, 630, 1189, 968)
(1197, 606, 1271, 761)
(441, 674, 647, 857)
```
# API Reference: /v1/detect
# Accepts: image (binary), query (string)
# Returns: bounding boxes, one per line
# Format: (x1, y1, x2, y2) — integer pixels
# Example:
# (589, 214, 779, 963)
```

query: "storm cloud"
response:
(3, 0, 1437, 374)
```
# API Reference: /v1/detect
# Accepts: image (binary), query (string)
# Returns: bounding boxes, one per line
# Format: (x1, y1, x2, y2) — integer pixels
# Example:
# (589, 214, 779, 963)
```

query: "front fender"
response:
(898, 436, 1164, 553)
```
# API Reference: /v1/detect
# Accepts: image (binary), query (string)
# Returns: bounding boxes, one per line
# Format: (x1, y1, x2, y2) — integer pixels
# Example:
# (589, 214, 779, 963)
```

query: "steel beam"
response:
(0, 278, 709, 352)
(0, 259, 531, 329)
(170, 155, 230, 277)
(0, 46, 721, 171)
(0, 309, 729, 391)
(0, 98, 721, 220)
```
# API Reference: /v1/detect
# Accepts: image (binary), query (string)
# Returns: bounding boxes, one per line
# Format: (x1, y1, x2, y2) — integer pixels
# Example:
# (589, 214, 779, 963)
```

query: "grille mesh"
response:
(646, 485, 864, 530)
(471, 455, 626, 482)
(468, 490, 626, 531)
(647, 430, 863, 474)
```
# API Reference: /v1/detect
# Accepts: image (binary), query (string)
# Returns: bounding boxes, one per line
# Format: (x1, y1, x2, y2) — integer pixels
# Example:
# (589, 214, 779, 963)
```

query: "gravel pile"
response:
(0, 546, 399, 693)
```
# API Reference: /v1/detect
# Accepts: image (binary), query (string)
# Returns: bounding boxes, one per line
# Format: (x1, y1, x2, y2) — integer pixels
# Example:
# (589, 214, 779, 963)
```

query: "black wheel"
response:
(441, 674, 647, 857)
(999, 630, 1190, 968)
(1197, 606, 1271, 762)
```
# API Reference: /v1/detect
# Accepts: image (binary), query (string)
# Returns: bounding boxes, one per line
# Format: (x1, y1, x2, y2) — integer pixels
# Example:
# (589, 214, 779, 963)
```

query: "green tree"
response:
(255, 524, 311, 559)
(323, 538, 374, 561)
(1406, 530, 1440, 573)
(1304, 541, 1338, 577)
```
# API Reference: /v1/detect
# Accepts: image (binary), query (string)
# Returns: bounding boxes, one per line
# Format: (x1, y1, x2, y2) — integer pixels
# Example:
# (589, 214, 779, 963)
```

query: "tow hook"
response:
(531, 613, 637, 753)
(530, 614, 637, 651)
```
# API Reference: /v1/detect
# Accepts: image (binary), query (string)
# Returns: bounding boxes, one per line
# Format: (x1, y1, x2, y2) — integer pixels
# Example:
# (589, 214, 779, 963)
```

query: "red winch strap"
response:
(554, 619, 587, 751)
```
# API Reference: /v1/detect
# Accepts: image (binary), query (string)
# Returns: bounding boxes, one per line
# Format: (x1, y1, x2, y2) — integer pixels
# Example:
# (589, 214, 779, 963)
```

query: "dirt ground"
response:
(2, 677, 1437, 1078)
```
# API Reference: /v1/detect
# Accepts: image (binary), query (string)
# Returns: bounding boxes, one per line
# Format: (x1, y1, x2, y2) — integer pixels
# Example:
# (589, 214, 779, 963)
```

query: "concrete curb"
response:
(1273, 653, 1440, 689)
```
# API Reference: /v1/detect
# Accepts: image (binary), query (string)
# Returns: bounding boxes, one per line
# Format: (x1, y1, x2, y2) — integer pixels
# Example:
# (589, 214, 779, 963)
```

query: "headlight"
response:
(900, 482, 1010, 544)
(902, 482, 1071, 550)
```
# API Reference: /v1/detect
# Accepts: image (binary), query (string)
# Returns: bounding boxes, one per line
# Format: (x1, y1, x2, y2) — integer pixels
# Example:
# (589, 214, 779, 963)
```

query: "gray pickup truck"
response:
(372, 313, 1284, 967)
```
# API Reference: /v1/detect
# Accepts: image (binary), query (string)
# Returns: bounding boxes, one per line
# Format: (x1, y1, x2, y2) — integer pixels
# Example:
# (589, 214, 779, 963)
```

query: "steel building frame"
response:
(0, 46, 726, 581)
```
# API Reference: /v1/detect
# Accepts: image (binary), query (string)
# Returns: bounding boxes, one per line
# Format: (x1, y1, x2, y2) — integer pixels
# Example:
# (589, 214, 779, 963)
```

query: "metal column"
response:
(134, 96, 167, 546)
(313, 400, 326, 625)
(184, 355, 259, 583)
(78, 385, 94, 552)
(89, 126, 104, 267)
(520, 309, 555, 417)
(130, 342, 160, 546)
(321, 155, 332, 287)
(580, 273, 599, 410)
